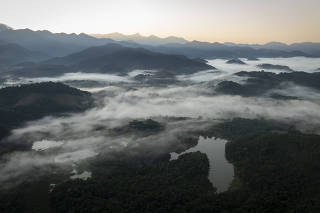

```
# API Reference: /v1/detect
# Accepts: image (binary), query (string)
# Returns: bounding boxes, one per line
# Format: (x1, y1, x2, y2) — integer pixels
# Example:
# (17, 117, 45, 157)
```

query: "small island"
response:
(215, 81, 246, 95)
(226, 58, 246, 65)
(257, 63, 294, 72)
(112, 119, 165, 135)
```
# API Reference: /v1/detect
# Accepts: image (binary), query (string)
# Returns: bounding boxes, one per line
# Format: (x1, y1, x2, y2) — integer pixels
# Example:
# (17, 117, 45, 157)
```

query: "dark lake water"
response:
(170, 136, 234, 192)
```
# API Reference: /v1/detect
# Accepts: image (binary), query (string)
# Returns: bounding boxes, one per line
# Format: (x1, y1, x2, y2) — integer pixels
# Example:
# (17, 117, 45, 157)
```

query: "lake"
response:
(170, 136, 234, 192)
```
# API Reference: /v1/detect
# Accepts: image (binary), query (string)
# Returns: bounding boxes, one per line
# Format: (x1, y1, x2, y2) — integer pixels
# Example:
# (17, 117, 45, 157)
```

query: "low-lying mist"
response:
(1, 56, 320, 187)
(207, 57, 320, 73)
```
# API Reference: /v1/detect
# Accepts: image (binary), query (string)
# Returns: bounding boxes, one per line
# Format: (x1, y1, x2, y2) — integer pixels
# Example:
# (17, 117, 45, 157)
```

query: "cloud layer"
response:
(1, 57, 320, 187)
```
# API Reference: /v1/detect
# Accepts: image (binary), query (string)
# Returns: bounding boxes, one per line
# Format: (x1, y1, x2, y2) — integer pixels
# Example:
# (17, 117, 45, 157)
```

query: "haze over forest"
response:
(0, 1, 320, 212)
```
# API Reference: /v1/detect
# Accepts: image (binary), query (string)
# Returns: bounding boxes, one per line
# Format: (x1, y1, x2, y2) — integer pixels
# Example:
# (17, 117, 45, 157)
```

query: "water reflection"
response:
(170, 136, 234, 192)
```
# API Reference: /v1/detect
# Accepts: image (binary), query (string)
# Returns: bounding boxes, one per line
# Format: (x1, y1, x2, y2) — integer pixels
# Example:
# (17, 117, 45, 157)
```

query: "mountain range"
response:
(0, 24, 113, 57)
(0, 23, 320, 76)
(1, 12, 320, 213)
(0, 41, 48, 70)
(6, 43, 214, 77)
(92, 32, 320, 56)
(224, 41, 320, 56)
(91, 32, 188, 46)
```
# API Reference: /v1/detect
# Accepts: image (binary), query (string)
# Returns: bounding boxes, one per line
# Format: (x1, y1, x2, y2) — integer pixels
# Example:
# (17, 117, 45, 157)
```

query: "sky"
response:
(1, 0, 320, 44)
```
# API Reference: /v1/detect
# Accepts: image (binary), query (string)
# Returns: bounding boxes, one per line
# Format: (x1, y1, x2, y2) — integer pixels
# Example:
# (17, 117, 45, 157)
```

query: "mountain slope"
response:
(0, 82, 93, 127)
(44, 43, 215, 74)
(0, 42, 48, 70)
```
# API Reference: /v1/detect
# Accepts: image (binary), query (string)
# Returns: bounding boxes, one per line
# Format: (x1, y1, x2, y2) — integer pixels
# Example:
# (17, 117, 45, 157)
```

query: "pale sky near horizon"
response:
(1, 0, 319, 44)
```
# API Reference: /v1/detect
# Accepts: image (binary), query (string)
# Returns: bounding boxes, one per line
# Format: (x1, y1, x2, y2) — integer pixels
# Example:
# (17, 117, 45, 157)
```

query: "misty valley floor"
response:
(1, 57, 320, 212)
(2, 118, 320, 212)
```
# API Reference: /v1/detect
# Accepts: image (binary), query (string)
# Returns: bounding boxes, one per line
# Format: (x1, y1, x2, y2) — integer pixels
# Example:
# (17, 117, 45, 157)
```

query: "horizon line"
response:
(2, 23, 320, 46)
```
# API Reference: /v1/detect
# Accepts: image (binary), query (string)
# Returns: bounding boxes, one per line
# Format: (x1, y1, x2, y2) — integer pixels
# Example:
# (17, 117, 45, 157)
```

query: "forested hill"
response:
(0, 82, 93, 128)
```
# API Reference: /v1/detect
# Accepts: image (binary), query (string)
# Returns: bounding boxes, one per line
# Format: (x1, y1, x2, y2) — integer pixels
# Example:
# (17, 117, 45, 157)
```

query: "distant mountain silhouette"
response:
(224, 41, 320, 56)
(0, 24, 114, 57)
(0, 23, 319, 61)
(6, 43, 214, 77)
(94, 35, 320, 57)
(147, 41, 311, 59)
(46, 44, 214, 74)
(91, 32, 188, 45)
(0, 42, 48, 70)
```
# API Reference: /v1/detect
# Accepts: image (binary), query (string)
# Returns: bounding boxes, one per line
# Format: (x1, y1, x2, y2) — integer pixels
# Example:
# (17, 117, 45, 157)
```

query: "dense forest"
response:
(0, 82, 93, 128)
(51, 119, 320, 212)
(1, 118, 320, 212)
